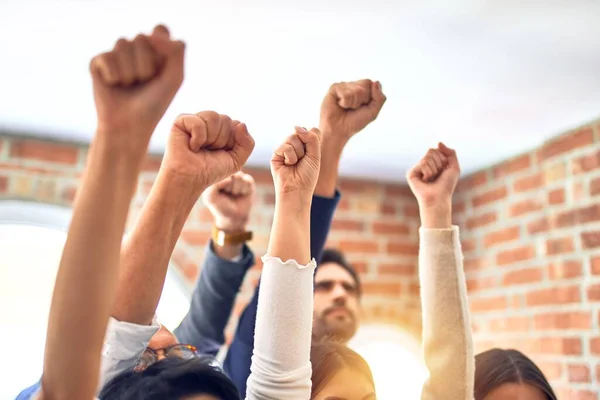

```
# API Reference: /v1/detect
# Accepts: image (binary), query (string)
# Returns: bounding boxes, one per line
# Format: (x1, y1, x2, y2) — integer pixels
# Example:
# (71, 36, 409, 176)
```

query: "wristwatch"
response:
(212, 225, 253, 246)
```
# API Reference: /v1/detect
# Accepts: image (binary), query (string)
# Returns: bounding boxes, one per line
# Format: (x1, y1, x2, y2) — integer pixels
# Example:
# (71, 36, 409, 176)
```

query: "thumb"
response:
(438, 142, 460, 170)
(229, 123, 255, 171)
(296, 127, 321, 161)
(148, 32, 185, 87)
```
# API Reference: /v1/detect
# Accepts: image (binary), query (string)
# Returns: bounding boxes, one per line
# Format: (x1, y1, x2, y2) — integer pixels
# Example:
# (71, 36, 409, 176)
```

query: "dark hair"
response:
(310, 341, 374, 398)
(320, 248, 362, 296)
(475, 348, 557, 400)
(99, 357, 240, 400)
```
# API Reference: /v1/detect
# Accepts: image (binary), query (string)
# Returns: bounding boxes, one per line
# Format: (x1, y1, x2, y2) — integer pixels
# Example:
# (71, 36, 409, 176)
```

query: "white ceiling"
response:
(1, 0, 600, 181)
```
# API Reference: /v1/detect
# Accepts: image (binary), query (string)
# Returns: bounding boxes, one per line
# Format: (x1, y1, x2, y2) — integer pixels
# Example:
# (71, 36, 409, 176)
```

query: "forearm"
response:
(42, 137, 140, 400)
(419, 215, 474, 399)
(267, 195, 312, 264)
(113, 170, 204, 325)
(313, 135, 345, 198)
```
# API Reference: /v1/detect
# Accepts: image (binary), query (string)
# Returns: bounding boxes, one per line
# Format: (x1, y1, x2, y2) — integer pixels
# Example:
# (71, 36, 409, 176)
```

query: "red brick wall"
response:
(3, 121, 600, 398)
(0, 133, 421, 344)
(453, 123, 600, 399)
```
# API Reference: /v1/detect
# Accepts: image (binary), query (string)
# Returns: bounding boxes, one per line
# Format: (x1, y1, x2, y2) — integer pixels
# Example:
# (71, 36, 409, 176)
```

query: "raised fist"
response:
(406, 143, 461, 209)
(271, 127, 321, 196)
(319, 79, 386, 141)
(89, 25, 185, 154)
(162, 112, 255, 191)
(202, 171, 256, 233)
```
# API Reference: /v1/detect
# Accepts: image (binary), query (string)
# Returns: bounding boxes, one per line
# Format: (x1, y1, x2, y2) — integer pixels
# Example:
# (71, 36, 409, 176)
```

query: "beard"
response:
(313, 307, 358, 343)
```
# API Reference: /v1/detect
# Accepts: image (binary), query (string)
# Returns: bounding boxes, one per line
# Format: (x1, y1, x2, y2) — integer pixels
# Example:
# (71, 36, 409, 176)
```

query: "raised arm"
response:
(39, 26, 185, 400)
(112, 114, 255, 327)
(223, 79, 385, 396)
(407, 143, 474, 400)
(245, 127, 322, 400)
(175, 172, 257, 353)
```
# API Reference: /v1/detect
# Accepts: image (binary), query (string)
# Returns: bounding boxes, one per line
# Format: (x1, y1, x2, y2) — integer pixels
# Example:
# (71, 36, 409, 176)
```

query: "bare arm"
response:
(39, 25, 185, 400)
(113, 171, 203, 325)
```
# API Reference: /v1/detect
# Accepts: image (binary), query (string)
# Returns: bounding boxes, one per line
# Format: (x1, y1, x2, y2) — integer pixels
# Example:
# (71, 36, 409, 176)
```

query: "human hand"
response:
(319, 79, 386, 143)
(90, 25, 185, 159)
(406, 143, 460, 228)
(202, 171, 256, 233)
(271, 127, 322, 198)
(162, 112, 255, 192)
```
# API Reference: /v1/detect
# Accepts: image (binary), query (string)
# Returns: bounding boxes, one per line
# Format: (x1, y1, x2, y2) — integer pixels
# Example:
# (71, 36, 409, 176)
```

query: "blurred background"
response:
(1, 0, 600, 398)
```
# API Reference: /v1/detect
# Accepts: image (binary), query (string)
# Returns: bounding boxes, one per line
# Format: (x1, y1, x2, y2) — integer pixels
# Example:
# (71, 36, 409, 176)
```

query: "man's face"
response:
(312, 262, 360, 343)
(147, 325, 179, 360)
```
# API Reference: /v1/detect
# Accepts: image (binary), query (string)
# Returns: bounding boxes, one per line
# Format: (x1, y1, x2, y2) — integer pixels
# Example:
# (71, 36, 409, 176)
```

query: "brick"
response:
(403, 204, 419, 218)
(354, 198, 379, 213)
(372, 221, 410, 235)
(484, 226, 520, 248)
(492, 154, 532, 178)
(573, 148, 600, 174)
(246, 168, 273, 184)
(362, 282, 402, 296)
(12, 175, 33, 197)
(384, 184, 412, 198)
(339, 178, 381, 194)
(592, 338, 600, 355)
(377, 263, 415, 276)
(591, 177, 600, 196)
(465, 211, 497, 229)
(466, 276, 496, 292)
(503, 267, 543, 286)
(35, 180, 56, 202)
(556, 204, 600, 228)
(351, 261, 368, 274)
(513, 172, 543, 192)
(534, 311, 591, 330)
(457, 170, 488, 191)
(588, 284, 600, 301)
(581, 231, 600, 249)
(508, 199, 543, 217)
(340, 240, 379, 254)
(496, 246, 535, 266)
(181, 230, 211, 246)
(263, 193, 275, 205)
(61, 186, 77, 203)
(536, 361, 563, 380)
(0, 175, 7, 193)
(461, 239, 477, 253)
(464, 257, 487, 272)
(538, 127, 595, 162)
(597, 364, 600, 383)
(548, 188, 565, 205)
(546, 237, 575, 255)
(531, 337, 582, 355)
(488, 316, 530, 332)
(527, 217, 550, 234)
(567, 390, 597, 400)
(453, 201, 466, 215)
(380, 201, 396, 215)
(549, 260, 583, 280)
(544, 162, 567, 183)
(10, 140, 79, 164)
(470, 296, 507, 312)
(386, 241, 418, 255)
(332, 219, 365, 232)
(568, 364, 591, 383)
(526, 285, 580, 306)
(572, 181, 586, 202)
(472, 186, 508, 208)
(591, 256, 600, 275)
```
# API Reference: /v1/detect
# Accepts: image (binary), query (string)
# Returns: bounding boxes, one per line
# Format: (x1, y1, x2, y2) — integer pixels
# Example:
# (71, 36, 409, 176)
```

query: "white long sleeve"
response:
(419, 226, 474, 400)
(245, 256, 316, 400)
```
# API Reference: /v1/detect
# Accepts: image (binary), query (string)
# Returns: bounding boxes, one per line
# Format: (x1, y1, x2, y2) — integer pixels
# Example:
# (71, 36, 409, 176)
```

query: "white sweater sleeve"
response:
(245, 256, 316, 400)
(419, 226, 474, 400)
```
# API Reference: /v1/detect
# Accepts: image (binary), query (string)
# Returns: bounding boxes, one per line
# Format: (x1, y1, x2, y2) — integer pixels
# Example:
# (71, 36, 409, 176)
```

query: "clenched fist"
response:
(202, 171, 256, 233)
(90, 25, 185, 155)
(271, 127, 321, 196)
(162, 112, 255, 191)
(407, 143, 460, 210)
(319, 79, 386, 141)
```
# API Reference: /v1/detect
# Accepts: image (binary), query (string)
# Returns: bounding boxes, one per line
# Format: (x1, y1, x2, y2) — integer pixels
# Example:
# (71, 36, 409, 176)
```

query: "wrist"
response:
(213, 219, 248, 234)
(154, 170, 206, 210)
(419, 203, 452, 229)
(320, 131, 348, 154)
(275, 192, 313, 213)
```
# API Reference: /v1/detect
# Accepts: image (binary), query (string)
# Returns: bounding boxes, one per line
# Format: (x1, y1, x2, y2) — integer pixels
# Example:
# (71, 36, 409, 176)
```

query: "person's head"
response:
(313, 249, 361, 343)
(134, 324, 196, 370)
(100, 357, 240, 400)
(475, 348, 557, 400)
(310, 341, 375, 400)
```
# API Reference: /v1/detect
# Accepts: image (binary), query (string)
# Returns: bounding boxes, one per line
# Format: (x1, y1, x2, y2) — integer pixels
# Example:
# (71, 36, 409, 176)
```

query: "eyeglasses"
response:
(314, 279, 359, 297)
(135, 344, 198, 371)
